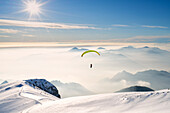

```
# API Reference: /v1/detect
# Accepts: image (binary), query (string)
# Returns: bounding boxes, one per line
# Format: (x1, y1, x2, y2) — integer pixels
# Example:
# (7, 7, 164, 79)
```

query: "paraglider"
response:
(81, 50, 100, 57)
(81, 50, 100, 68)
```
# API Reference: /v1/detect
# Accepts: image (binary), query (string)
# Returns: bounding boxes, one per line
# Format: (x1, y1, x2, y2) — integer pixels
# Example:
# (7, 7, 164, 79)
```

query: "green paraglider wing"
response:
(81, 50, 100, 57)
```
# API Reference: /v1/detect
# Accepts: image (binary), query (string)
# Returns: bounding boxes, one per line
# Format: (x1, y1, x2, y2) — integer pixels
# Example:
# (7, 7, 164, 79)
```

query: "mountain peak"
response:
(143, 46, 149, 48)
(117, 70, 133, 76)
(111, 70, 133, 81)
(97, 47, 105, 49)
(117, 86, 154, 92)
(1, 80, 8, 85)
(25, 79, 61, 98)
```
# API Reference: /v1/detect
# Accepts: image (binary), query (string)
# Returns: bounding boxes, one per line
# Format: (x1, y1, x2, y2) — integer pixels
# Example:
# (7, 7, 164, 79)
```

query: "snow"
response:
(28, 90, 170, 113)
(0, 80, 170, 113)
(0, 81, 59, 113)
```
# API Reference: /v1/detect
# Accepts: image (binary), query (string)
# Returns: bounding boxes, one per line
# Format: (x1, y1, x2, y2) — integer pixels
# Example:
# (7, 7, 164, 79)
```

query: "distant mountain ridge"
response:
(70, 47, 88, 51)
(117, 86, 154, 92)
(118, 46, 169, 53)
(51, 80, 93, 98)
(111, 69, 170, 90)
(0, 80, 8, 85)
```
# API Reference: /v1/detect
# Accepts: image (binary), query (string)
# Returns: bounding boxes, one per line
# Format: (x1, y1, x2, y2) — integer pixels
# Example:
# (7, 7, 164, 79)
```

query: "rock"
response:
(25, 79, 61, 98)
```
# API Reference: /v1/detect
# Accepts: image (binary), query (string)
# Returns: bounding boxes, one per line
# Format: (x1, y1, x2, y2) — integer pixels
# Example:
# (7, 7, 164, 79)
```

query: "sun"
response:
(22, 0, 45, 19)
(25, 0, 40, 15)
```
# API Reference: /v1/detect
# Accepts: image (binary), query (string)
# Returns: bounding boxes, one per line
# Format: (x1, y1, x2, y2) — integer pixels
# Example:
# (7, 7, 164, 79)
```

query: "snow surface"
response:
(26, 89, 170, 113)
(0, 81, 59, 113)
(0, 81, 170, 113)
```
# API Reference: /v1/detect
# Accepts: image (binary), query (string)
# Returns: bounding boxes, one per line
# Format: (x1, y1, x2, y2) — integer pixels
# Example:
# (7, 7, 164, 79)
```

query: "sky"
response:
(0, 0, 170, 42)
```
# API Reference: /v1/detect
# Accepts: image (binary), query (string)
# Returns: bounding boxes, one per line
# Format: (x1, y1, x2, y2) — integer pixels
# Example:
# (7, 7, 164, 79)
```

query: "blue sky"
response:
(0, 0, 170, 42)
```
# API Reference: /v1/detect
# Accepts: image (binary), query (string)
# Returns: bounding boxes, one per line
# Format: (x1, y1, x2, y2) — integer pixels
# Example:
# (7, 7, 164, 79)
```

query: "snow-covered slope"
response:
(1, 80, 170, 113)
(0, 80, 60, 113)
(27, 89, 170, 113)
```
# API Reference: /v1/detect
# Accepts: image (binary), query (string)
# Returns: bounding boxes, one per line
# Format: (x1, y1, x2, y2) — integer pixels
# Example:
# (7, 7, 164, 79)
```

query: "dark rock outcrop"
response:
(117, 86, 154, 92)
(25, 79, 61, 98)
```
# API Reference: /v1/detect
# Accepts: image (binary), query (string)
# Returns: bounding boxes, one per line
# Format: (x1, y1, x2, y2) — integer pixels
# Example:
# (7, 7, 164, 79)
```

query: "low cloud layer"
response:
(0, 45, 169, 93)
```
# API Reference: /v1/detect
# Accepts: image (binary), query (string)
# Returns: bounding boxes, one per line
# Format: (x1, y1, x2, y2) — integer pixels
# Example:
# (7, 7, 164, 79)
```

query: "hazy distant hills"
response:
(111, 70, 170, 90)
(117, 86, 154, 92)
(112, 46, 170, 55)
(69, 47, 88, 52)
(0, 80, 8, 85)
(51, 80, 93, 98)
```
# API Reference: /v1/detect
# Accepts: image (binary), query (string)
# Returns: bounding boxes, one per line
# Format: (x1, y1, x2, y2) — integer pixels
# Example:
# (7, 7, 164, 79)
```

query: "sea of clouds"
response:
(0, 45, 170, 93)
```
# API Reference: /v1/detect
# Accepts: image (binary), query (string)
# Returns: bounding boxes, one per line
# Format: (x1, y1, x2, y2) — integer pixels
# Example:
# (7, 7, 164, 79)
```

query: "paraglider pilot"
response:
(90, 64, 92, 68)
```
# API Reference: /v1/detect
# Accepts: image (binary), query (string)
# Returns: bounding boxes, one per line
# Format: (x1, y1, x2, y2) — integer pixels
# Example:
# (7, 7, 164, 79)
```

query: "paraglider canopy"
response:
(81, 50, 100, 57)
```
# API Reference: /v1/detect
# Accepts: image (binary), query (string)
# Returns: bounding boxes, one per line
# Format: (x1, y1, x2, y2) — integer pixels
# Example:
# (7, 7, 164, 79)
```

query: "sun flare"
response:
(23, 0, 45, 18)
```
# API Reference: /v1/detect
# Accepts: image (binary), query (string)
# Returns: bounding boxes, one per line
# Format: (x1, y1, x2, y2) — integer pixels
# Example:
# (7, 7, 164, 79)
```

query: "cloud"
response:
(0, 19, 97, 30)
(112, 24, 129, 27)
(117, 35, 170, 42)
(22, 34, 35, 37)
(0, 29, 20, 34)
(112, 24, 168, 28)
(142, 25, 168, 29)
(137, 81, 151, 87)
(72, 35, 170, 43)
(0, 46, 169, 93)
(0, 35, 10, 37)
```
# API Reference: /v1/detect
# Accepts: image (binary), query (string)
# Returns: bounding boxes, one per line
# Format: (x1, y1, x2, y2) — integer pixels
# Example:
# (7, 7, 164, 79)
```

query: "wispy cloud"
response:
(142, 25, 168, 29)
(0, 29, 20, 34)
(111, 35, 170, 42)
(0, 19, 97, 30)
(112, 24, 168, 29)
(112, 24, 129, 27)
(0, 35, 10, 38)
(22, 34, 35, 37)
(74, 35, 170, 43)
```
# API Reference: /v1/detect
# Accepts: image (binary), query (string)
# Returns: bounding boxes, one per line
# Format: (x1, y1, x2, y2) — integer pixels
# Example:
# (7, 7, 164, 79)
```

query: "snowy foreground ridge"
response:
(0, 81, 170, 113)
